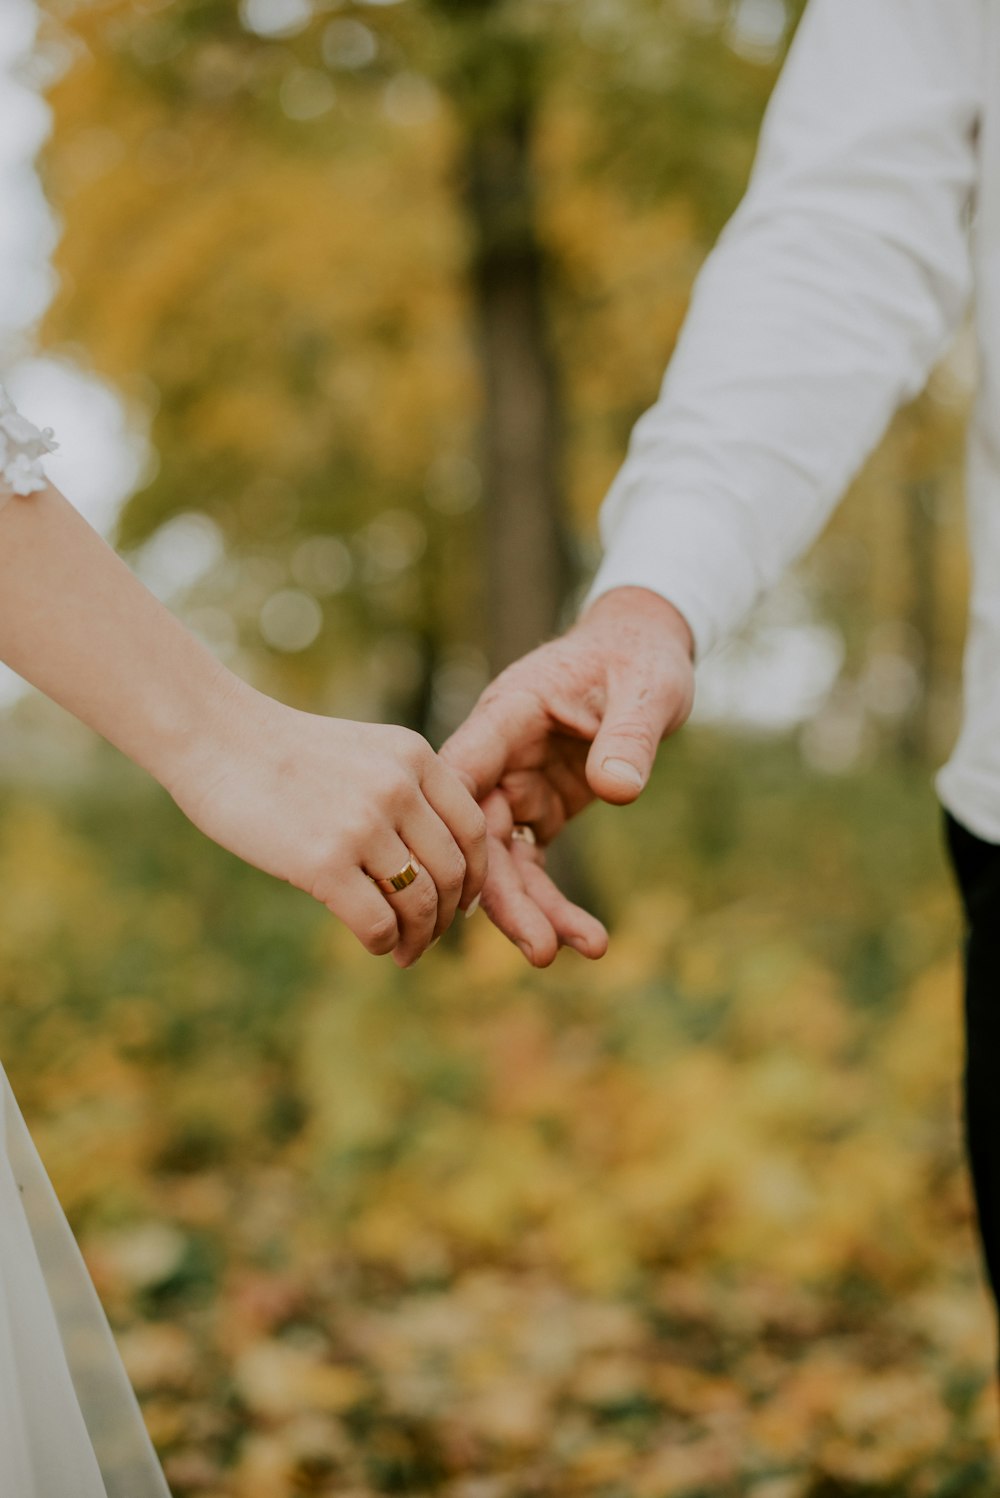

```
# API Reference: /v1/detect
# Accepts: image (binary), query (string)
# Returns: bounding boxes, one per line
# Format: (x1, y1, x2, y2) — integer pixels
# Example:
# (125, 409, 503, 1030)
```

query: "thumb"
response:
(585, 667, 677, 805)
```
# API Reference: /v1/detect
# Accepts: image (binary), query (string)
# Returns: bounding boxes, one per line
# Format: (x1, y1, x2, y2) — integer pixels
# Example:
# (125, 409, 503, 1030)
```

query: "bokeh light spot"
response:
(259, 589, 323, 652)
(240, 0, 313, 40)
(280, 68, 336, 121)
(291, 534, 353, 596)
(322, 20, 378, 71)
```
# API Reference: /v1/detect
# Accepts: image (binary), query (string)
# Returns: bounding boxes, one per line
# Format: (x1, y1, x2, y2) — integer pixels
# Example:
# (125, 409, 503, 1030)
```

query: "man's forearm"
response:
(589, 0, 981, 659)
(0, 485, 242, 789)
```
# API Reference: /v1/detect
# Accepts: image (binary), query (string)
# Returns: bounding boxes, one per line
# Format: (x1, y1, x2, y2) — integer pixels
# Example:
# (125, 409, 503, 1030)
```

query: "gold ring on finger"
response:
(369, 855, 421, 895)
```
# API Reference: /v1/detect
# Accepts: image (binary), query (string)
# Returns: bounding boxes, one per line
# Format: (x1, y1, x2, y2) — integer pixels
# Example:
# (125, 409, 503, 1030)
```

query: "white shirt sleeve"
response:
(586, 0, 985, 658)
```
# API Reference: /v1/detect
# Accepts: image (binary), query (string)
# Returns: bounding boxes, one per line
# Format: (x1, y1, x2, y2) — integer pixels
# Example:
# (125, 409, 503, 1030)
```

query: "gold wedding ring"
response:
(511, 824, 537, 846)
(370, 856, 421, 895)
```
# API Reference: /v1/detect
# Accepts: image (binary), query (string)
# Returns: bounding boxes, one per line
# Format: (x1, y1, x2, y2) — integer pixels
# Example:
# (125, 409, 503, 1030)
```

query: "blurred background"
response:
(0, 1, 994, 1493)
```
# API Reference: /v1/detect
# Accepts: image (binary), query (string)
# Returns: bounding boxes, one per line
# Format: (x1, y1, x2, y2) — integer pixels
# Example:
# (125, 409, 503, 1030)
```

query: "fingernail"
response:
(465, 894, 481, 919)
(430, 937, 441, 949)
(517, 940, 534, 963)
(602, 757, 644, 789)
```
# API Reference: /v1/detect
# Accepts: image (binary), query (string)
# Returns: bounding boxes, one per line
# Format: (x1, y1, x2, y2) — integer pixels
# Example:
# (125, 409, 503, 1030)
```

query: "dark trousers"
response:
(946, 811, 1000, 1331)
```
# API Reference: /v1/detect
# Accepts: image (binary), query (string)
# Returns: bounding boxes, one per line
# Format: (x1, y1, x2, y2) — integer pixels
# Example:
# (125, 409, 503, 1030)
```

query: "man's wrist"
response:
(580, 586, 695, 661)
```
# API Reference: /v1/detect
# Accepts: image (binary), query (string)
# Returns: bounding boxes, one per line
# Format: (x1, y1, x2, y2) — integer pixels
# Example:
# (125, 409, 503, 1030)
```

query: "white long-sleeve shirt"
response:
(587, 0, 1000, 839)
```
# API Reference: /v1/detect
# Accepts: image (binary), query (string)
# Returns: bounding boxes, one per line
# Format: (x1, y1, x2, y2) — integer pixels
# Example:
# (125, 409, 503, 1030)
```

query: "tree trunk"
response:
(443, 26, 597, 919)
(460, 66, 571, 673)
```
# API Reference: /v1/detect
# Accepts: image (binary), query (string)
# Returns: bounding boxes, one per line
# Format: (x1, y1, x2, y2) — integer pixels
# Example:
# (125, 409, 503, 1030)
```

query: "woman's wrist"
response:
(142, 656, 260, 804)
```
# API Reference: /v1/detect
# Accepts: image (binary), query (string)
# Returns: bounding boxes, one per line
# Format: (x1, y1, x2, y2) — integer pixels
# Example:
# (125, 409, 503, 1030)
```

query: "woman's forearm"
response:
(0, 480, 488, 965)
(0, 484, 240, 789)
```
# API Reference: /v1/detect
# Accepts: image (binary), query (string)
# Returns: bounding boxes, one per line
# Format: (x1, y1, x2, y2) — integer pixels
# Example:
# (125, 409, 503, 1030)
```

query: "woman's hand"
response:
(0, 479, 483, 965)
(166, 679, 488, 967)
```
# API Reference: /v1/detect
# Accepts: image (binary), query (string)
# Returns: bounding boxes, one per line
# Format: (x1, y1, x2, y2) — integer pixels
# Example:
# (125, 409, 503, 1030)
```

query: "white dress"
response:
(0, 390, 172, 1498)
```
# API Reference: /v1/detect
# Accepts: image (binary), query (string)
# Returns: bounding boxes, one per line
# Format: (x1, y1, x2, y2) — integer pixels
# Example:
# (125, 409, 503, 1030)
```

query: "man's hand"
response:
(441, 587, 695, 966)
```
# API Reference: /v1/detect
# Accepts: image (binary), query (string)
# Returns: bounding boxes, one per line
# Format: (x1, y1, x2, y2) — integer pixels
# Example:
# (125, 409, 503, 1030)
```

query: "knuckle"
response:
(440, 851, 466, 891)
(337, 822, 369, 857)
(391, 727, 431, 769)
(409, 884, 438, 922)
(611, 718, 658, 755)
(467, 808, 488, 847)
(476, 663, 521, 706)
(581, 683, 606, 718)
(384, 768, 418, 807)
(477, 675, 539, 717)
(474, 686, 509, 718)
(312, 860, 349, 906)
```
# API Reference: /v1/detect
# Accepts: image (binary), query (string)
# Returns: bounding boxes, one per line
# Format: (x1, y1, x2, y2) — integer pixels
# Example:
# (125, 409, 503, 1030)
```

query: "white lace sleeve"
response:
(0, 385, 57, 496)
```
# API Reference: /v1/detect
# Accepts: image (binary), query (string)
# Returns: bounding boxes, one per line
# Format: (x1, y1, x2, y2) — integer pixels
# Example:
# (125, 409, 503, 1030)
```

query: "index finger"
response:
(440, 688, 543, 800)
